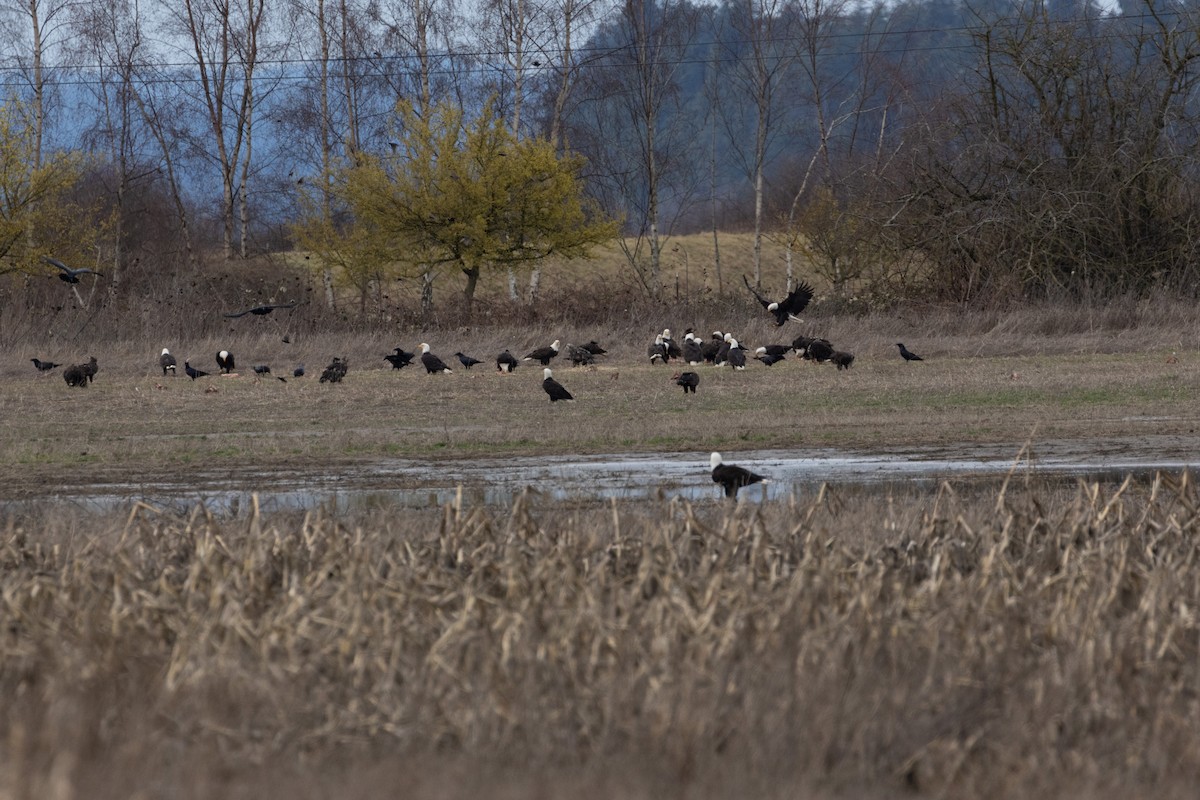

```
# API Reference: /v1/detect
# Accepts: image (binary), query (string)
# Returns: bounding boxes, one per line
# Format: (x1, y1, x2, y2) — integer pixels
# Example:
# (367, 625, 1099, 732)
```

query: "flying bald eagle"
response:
(542, 367, 574, 401)
(744, 274, 814, 325)
(710, 452, 769, 499)
(419, 343, 453, 374)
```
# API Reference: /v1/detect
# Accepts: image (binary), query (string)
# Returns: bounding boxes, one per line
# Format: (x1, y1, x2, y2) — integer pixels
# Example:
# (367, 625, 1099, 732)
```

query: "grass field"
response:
(5, 295, 1200, 797)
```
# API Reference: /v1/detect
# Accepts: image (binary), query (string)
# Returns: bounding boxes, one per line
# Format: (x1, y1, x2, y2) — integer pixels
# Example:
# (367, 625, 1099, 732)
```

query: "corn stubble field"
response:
(5, 476, 1200, 799)
(6, 266, 1200, 797)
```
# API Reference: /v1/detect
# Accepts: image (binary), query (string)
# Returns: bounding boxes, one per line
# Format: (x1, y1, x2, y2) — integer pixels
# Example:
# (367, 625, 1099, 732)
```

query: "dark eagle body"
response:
(566, 344, 595, 366)
(293, 364, 306, 378)
(82, 356, 98, 383)
(524, 339, 561, 366)
(801, 338, 834, 362)
(744, 274, 814, 325)
(496, 350, 519, 373)
(224, 301, 300, 318)
(63, 363, 88, 387)
(754, 349, 785, 366)
(159, 348, 177, 375)
(661, 329, 681, 360)
(419, 343, 453, 374)
(727, 340, 747, 370)
(31, 358, 61, 372)
(581, 341, 607, 355)
(45, 256, 103, 284)
(672, 371, 699, 394)
(542, 368, 574, 401)
(701, 333, 724, 364)
(320, 357, 349, 383)
(682, 334, 703, 365)
(648, 335, 668, 364)
(710, 452, 769, 499)
(216, 350, 236, 373)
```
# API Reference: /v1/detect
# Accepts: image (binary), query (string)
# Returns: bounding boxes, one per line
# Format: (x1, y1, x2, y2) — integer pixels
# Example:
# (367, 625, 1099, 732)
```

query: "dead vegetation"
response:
(3, 472, 1200, 798)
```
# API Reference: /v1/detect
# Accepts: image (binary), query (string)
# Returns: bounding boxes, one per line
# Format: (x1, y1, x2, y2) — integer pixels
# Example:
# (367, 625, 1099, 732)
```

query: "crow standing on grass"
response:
(185, 361, 209, 380)
(385, 348, 415, 369)
(896, 343, 924, 362)
(31, 358, 61, 373)
(455, 352, 482, 369)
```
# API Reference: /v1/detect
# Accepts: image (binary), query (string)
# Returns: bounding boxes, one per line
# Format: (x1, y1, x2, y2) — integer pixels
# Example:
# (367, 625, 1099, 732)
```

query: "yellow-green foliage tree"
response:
(0, 99, 95, 276)
(292, 180, 398, 317)
(338, 98, 617, 315)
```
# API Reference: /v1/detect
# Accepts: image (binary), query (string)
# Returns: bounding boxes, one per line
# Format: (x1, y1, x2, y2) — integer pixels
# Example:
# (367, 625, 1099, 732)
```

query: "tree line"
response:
(2, 0, 1199, 314)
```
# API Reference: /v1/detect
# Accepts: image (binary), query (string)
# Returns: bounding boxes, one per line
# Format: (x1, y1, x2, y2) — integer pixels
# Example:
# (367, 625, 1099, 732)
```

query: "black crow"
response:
(223, 301, 300, 318)
(896, 343, 923, 362)
(45, 256, 103, 283)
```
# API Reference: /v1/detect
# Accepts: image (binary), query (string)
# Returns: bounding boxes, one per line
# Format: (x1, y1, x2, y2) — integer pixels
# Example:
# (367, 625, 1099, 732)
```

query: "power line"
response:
(0, 8, 1178, 90)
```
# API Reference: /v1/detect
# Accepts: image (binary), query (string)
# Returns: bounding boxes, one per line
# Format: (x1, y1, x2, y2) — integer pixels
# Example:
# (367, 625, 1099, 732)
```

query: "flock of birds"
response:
(27, 271, 927, 498)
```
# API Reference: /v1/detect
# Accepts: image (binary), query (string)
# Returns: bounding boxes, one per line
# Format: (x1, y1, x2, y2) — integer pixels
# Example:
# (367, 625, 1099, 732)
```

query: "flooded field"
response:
(9, 436, 1197, 514)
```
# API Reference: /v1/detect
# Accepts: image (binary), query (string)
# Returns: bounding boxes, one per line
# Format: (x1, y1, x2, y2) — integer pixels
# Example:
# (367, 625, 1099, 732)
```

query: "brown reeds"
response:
(3, 473, 1200, 798)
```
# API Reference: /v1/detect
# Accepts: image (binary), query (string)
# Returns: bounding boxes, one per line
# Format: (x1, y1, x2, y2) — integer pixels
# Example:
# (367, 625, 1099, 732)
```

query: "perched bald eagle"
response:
(419, 343, 453, 374)
(496, 350, 519, 373)
(216, 350, 235, 373)
(542, 368, 574, 401)
(159, 348, 177, 375)
(710, 452, 769, 499)
(524, 339, 561, 366)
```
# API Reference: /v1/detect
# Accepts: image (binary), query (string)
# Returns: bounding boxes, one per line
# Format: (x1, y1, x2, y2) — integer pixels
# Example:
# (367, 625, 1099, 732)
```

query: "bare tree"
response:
(572, 0, 702, 297)
(0, 0, 80, 168)
(157, 0, 270, 260)
(714, 0, 796, 289)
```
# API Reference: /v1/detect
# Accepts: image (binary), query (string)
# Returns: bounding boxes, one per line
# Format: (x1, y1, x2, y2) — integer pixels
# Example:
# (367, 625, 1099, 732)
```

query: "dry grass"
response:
(3, 319, 1200, 495)
(4, 474, 1200, 798)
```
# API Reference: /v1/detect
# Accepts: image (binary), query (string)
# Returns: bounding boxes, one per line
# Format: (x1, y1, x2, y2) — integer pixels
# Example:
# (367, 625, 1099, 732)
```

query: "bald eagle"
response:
(744, 274, 814, 325)
(710, 452, 769, 499)
(419, 343, 453, 374)
(542, 368, 574, 401)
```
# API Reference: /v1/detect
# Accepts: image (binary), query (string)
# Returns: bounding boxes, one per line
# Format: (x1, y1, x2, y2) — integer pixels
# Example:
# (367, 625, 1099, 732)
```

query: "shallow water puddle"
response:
(8, 445, 1198, 514)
